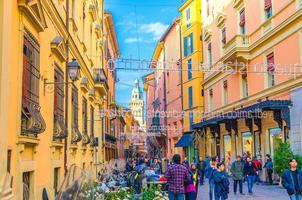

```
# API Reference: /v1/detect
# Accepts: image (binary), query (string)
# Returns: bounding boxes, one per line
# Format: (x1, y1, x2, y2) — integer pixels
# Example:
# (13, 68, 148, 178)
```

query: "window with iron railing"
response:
(82, 97, 88, 138)
(90, 105, 94, 144)
(22, 33, 40, 106)
(21, 30, 45, 135)
(71, 86, 80, 143)
(53, 66, 65, 140)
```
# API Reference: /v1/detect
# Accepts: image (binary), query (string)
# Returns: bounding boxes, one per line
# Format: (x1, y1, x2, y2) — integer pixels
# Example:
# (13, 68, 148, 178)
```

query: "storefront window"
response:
(254, 131, 261, 158)
(224, 135, 232, 172)
(211, 137, 216, 156)
(269, 128, 283, 159)
(242, 132, 253, 157)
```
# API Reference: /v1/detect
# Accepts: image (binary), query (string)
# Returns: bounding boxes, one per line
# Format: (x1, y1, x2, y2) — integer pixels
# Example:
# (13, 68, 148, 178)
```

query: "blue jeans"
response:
(254, 173, 260, 183)
(209, 180, 215, 200)
(168, 192, 185, 200)
(290, 194, 302, 200)
(246, 175, 254, 194)
(215, 194, 226, 200)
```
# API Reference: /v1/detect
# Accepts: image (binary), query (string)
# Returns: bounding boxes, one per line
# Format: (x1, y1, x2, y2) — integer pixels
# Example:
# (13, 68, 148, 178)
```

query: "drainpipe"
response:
(178, 21, 184, 160)
(163, 44, 168, 158)
(64, 0, 70, 176)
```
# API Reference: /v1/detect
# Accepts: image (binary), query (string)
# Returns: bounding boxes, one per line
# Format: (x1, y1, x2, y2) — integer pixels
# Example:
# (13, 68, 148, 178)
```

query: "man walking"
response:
(282, 158, 302, 200)
(198, 156, 206, 185)
(230, 155, 245, 195)
(205, 157, 217, 200)
(165, 154, 190, 200)
(244, 157, 256, 195)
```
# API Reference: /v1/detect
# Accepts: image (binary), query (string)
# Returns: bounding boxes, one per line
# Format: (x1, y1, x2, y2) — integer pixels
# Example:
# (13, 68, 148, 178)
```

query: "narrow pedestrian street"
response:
(197, 181, 288, 200)
(1, 0, 302, 199)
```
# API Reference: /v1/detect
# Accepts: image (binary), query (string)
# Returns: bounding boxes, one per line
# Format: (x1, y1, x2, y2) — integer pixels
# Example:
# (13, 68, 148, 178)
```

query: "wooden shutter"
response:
(184, 37, 188, 57)
(239, 9, 245, 27)
(190, 33, 193, 54)
(267, 53, 275, 72)
(208, 43, 212, 51)
(223, 80, 228, 88)
(265, 0, 272, 10)
(209, 88, 213, 96)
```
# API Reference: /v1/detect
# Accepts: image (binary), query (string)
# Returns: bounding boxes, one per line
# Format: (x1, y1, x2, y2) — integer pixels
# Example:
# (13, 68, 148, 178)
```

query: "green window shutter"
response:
(190, 33, 193, 54)
(184, 36, 188, 57)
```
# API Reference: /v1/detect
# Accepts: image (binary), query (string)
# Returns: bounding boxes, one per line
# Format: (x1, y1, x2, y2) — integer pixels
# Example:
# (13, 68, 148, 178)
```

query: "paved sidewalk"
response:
(197, 181, 289, 200)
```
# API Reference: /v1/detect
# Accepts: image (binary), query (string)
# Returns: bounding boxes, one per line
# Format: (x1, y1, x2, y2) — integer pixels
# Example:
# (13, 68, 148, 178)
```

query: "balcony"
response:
(93, 68, 108, 95)
(222, 34, 250, 62)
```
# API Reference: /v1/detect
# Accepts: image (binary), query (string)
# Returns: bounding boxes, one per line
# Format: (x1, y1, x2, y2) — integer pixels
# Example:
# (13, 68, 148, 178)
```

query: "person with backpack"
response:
(264, 154, 274, 185)
(244, 157, 256, 195)
(282, 158, 302, 200)
(230, 155, 245, 195)
(205, 157, 217, 200)
(213, 162, 230, 200)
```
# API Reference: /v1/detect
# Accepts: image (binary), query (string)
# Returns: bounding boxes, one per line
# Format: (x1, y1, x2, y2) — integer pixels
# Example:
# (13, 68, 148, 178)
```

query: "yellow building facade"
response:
(179, 0, 204, 162)
(0, 0, 118, 199)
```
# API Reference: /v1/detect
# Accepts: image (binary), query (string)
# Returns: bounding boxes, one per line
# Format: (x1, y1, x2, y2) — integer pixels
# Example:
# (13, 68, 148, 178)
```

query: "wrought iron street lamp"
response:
(44, 58, 80, 94)
(67, 58, 80, 81)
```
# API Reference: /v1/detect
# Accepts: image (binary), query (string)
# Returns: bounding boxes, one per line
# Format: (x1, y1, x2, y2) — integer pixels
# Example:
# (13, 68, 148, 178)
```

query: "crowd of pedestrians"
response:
(125, 153, 302, 200)
(164, 153, 277, 200)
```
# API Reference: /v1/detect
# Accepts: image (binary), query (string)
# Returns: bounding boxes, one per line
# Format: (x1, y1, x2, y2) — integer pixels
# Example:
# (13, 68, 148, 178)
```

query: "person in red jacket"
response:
(252, 156, 262, 184)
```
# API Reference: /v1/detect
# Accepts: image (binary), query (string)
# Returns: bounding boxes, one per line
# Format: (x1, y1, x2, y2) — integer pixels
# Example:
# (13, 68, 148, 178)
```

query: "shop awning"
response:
(193, 100, 292, 129)
(175, 134, 194, 147)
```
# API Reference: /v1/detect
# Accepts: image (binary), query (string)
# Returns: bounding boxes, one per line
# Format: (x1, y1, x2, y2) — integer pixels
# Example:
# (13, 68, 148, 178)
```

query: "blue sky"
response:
(104, 0, 181, 106)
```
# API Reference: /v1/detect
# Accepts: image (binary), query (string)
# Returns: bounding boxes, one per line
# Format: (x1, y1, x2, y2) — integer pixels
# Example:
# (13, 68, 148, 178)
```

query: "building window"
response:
(71, 86, 80, 143)
(223, 80, 228, 105)
(184, 33, 194, 57)
(186, 7, 191, 28)
(239, 8, 246, 34)
(90, 105, 94, 143)
(54, 168, 60, 196)
(209, 89, 213, 111)
(21, 31, 45, 135)
(72, 0, 76, 19)
(221, 28, 226, 45)
(189, 111, 194, 131)
(267, 52, 275, 87)
(23, 171, 33, 200)
(7, 150, 11, 173)
(264, 0, 272, 19)
(82, 97, 88, 138)
(188, 86, 193, 108)
(188, 59, 192, 80)
(242, 132, 253, 156)
(242, 70, 248, 97)
(53, 67, 65, 139)
(207, 43, 212, 66)
(206, 0, 210, 16)
(82, 1, 86, 43)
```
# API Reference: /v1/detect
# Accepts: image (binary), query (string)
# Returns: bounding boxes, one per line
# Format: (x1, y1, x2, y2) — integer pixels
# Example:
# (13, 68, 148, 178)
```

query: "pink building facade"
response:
(193, 0, 302, 180)
(144, 18, 184, 159)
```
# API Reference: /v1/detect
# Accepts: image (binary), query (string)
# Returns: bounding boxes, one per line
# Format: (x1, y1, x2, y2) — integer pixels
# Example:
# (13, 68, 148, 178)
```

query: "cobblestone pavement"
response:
(197, 181, 289, 200)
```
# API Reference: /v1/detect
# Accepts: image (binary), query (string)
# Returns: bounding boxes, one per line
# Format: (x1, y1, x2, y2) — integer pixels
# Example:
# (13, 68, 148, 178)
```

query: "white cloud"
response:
(124, 37, 142, 43)
(139, 22, 169, 41)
